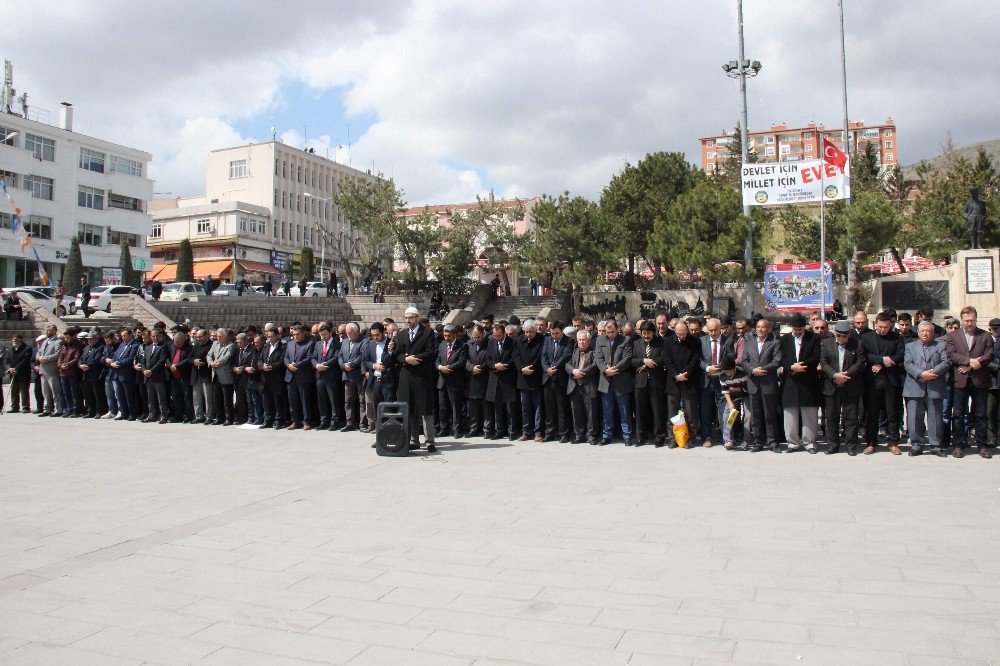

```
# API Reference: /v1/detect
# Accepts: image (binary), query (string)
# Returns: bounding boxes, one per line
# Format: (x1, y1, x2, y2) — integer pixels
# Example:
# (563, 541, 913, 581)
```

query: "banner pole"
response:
(820, 148, 827, 320)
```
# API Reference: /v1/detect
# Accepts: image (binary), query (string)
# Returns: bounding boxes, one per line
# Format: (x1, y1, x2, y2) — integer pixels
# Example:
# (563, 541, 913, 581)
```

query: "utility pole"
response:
(838, 0, 855, 300)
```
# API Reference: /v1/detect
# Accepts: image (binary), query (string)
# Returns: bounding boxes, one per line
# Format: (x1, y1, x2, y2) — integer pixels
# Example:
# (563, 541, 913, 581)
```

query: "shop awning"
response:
(144, 260, 234, 283)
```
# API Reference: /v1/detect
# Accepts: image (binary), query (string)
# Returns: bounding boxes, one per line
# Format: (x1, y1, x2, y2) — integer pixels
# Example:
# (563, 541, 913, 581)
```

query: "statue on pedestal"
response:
(964, 188, 987, 250)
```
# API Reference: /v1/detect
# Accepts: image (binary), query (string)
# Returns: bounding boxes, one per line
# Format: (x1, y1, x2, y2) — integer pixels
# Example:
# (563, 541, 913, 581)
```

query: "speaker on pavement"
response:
(375, 402, 410, 457)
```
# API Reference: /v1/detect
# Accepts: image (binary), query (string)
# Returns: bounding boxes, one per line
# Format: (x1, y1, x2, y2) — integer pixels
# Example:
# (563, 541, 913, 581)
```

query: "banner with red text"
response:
(741, 159, 850, 206)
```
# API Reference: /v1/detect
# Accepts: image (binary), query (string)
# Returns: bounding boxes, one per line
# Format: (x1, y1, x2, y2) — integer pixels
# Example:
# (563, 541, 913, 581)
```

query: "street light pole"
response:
(724, 0, 761, 318)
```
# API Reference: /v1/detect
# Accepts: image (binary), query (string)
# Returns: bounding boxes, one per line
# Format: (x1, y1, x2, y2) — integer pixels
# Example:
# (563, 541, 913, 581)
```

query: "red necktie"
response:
(445, 343, 452, 361)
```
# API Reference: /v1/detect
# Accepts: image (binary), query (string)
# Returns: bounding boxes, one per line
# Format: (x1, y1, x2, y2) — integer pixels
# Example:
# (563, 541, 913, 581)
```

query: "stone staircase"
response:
(477, 295, 564, 322)
(0, 317, 37, 353)
(345, 295, 432, 323)
(62, 312, 138, 335)
(152, 297, 357, 330)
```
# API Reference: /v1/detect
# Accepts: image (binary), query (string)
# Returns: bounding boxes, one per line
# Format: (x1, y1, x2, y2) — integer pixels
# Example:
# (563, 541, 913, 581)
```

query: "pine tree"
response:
(176, 238, 194, 283)
(62, 235, 84, 296)
(119, 238, 139, 287)
(300, 246, 315, 280)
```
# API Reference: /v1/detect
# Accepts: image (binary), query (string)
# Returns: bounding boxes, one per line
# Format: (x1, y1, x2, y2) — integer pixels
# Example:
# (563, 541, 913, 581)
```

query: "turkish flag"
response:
(822, 137, 848, 171)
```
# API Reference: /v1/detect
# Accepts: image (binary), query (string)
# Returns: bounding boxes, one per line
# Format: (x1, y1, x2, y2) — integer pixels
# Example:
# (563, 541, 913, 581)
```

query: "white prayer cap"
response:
(35, 334, 46, 342)
(404, 306, 419, 316)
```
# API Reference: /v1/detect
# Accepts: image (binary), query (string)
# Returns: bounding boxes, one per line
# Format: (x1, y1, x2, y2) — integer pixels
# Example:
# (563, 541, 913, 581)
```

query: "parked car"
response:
(159, 282, 207, 302)
(276, 281, 327, 297)
(7, 286, 75, 316)
(212, 283, 262, 297)
(20, 285, 78, 315)
(74, 285, 146, 313)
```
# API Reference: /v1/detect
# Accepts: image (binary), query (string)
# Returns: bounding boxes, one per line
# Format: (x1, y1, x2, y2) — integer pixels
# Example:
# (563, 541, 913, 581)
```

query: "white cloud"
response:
(5, 0, 998, 206)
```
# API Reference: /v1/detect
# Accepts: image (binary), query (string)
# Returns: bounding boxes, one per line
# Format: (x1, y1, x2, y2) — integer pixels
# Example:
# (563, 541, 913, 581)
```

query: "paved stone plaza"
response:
(1, 414, 1000, 665)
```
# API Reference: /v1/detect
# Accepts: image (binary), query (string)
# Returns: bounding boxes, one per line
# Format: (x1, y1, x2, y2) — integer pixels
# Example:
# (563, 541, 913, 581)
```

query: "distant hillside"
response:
(903, 137, 1000, 180)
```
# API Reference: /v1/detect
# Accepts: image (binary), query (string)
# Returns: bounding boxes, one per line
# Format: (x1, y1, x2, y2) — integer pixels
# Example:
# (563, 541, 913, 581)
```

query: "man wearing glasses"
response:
(820, 320, 868, 455)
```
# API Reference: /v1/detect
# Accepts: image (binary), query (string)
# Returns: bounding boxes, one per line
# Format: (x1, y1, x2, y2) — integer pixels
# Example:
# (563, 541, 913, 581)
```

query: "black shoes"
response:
(908, 449, 922, 457)
(426, 444, 437, 453)
(600, 438, 611, 446)
(826, 445, 839, 455)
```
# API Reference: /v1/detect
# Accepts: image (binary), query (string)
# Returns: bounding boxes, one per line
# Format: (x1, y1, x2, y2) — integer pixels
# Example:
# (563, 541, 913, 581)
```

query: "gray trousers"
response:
(906, 395, 944, 450)
(783, 405, 819, 449)
(192, 378, 214, 421)
(344, 379, 362, 427)
(40, 373, 62, 414)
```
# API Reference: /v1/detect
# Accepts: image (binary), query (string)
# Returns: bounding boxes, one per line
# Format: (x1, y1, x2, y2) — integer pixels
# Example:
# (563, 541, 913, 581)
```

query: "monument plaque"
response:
(882, 280, 949, 311)
(966, 256, 994, 294)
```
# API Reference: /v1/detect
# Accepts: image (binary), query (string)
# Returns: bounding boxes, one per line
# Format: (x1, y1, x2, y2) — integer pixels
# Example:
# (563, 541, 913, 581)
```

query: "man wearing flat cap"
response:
(820, 320, 868, 455)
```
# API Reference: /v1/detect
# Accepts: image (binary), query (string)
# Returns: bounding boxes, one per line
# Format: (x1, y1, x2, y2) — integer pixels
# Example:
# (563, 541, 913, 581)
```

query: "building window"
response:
(24, 175, 53, 200)
(885, 129, 893, 137)
(274, 159, 278, 176)
(706, 164, 715, 172)
(229, 159, 247, 179)
(274, 188, 278, 206)
(107, 192, 143, 212)
(79, 148, 106, 173)
(196, 219, 212, 234)
(764, 147, 776, 156)
(780, 145, 791, 155)
(885, 152, 894, 161)
(885, 140, 893, 149)
(765, 135, 775, 144)
(26, 215, 52, 239)
(706, 151, 716, 159)
(296, 224, 302, 242)
(272, 221, 277, 238)
(77, 223, 103, 246)
(150, 224, 163, 239)
(109, 155, 142, 177)
(281, 221, 286, 240)
(0, 125, 17, 146)
(24, 133, 55, 161)
(78, 185, 105, 210)
(0, 169, 17, 189)
(107, 229, 140, 247)
(281, 191, 286, 208)
(239, 216, 248, 233)
(804, 143, 813, 151)
(704, 139, 714, 147)
(297, 165, 301, 182)
(282, 161, 287, 178)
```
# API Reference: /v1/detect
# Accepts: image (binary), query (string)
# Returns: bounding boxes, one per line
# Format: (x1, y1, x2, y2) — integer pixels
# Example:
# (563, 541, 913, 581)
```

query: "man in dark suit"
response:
(633, 321, 666, 446)
(6, 332, 33, 413)
(595, 319, 635, 446)
(663, 320, 702, 448)
(138, 328, 170, 424)
(742, 318, 783, 452)
(190, 328, 213, 424)
(362, 322, 394, 434)
(436, 324, 468, 438)
(465, 324, 491, 437)
(167, 330, 194, 422)
(860, 312, 905, 454)
(339, 323, 365, 432)
(541, 321, 573, 442)
(485, 323, 517, 441)
(945, 305, 996, 458)
(566, 329, 599, 444)
(821, 320, 868, 455)
(780, 314, 822, 453)
(259, 326, 287, 429)
(107, 327, 139, 421)
(513, 319, 545, 442)
(314, 322, 342, 431)
(699, 318, 728, 447)
(232, 333, 256, 425)
(284, 324, 316, 430)
(393, 306, 438, 451)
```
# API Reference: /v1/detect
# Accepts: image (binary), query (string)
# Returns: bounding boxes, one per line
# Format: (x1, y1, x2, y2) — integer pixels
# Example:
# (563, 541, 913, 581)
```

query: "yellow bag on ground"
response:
(673, 423, 690, 448)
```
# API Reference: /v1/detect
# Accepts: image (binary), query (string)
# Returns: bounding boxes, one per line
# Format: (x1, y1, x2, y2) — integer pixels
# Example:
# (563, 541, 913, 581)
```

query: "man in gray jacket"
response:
(35, 324, 63, 416)
(594, 319, 635, 446)
(903, 321, 951, 456)
(208, 327, 237, 425)
(741, 318, 783, 452)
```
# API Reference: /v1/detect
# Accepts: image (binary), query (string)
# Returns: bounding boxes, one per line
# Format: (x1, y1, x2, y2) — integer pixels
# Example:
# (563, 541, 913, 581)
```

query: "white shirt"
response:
(965, 331, 974, 350)
(374, 339, 386, 377)
(793, 334, 803, 361)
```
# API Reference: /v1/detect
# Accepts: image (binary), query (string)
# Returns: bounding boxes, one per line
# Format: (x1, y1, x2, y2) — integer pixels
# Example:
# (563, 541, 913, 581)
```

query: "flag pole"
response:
(820, 144, 827, 320)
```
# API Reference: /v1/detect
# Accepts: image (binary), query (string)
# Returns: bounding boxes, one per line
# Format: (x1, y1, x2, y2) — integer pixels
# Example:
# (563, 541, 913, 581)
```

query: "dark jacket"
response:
(57, 341, 83, 378)
(314, 336, 342, 384)
(632, 335, 665, 390)
(860, 329, 905, 388)
(190, 340, 212, 384)
(464, 337, 491, 401)
(284, 338, 316, 384)
(437, 338, 469, 390)
(945, 327, 995, 390)
(8, 342, 32, 382)
(167, 341, 194, 384)
(565, 346, 599, 399)
(541, 334, 574, 388)
(779, 331, 822, 407)
(258, 339, 286, 391)
(513, 333, 544, 391)
(79, 342, 108, 382)
(663, 333, 702, 395)
(485, 335, 517, 404)
(392, 325, 437, 416)
(362, 336, 395, 394)
(820, 336, 868, 398)
(594, 334, 635, 395)
(138, 341, 169, 384)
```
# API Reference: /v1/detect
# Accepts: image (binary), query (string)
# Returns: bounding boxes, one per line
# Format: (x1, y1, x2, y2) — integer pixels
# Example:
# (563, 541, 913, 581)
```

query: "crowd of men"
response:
(1, 302, 997, 459)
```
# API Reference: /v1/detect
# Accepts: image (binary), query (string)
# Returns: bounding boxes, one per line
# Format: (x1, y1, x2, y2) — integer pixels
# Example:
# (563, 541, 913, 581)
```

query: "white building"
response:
(0, 102, 152, 287)
(148, 142, 376, 283)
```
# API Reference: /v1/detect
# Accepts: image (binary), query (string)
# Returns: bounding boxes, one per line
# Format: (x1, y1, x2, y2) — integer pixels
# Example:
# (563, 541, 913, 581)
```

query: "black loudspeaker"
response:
(375, 402, 410, 457)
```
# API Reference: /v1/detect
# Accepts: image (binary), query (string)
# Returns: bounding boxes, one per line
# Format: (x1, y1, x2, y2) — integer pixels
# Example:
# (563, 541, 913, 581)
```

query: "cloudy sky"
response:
(7, 1, 996, 205)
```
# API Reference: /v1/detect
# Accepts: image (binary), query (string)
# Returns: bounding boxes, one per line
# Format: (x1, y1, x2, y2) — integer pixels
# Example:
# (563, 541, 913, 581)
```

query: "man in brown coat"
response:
(945, 305, 995, 458)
